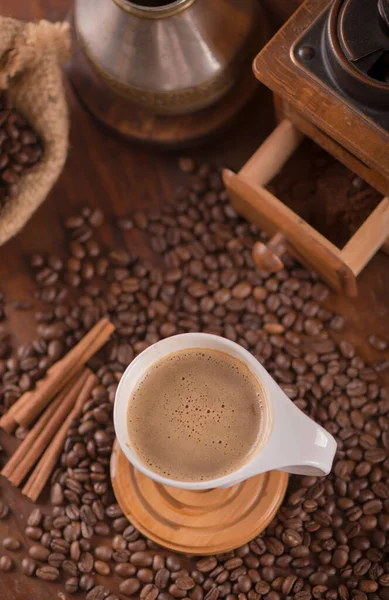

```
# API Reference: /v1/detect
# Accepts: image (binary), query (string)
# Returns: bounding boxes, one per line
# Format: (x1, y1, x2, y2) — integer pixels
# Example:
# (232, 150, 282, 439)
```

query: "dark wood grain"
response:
(0, 1, 388, 599)
(262, 0, 302, 27)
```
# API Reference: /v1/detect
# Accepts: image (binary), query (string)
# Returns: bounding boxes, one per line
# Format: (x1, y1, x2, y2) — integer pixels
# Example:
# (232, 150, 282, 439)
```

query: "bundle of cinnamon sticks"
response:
(0, 318, 115, 501)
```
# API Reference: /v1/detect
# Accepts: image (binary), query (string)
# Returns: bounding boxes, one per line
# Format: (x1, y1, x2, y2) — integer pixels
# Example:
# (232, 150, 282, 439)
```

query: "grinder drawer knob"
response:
(252, 233, 286, 273)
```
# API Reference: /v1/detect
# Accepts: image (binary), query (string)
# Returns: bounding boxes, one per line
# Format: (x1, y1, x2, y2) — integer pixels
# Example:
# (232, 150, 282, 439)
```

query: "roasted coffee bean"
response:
(141, 584, 160, 600)
(115, 563, 137, 578)
(132, 551, 153, 567)
(53, 514, 70, 529)
(80, 574, 96, 591)
(176, 576, 196, 590)
(86, 585, 110, 600)
(36, 565, 59, 581)
(21, 556, 37, 576)
(117, 217, 134, 230)
(282, 529, 302, 547)
(120, 578, 141, 597)
(94, 522, 110, 536)
(66, 215, 84, 229)
(122, 524, 138, 541)
(294, 592, 311, 600)
(215, 570, 229, 585)
(197, 557, 218, 573)
(78, 551, 94, 573)
(87, 208, 104, 228)
(153, 555, 166, 571)
(233, 566, 250, 581)
(95, 560, 110, 575)
(265, 538, 284, 556)
(94, 545, 112, 561)
(27, 508, 43, 527)
(238, 576, 252, 593)
(225, 558, 243, 570)
(359, 580, 378, 593)
(159, 595, 176, 600)
(25, 526, 43, 540)
(48, 552, 66, 567)
(51, 482, 64, 505)
(190, 585, 204, 600)
(333, 548, 349, 569)
(80, 504, 97, 525)
(127, 539, 145, 552)
(70, 541, 81, 561)
(29, 544, 50, 561)
(179, 157, 196, 173)
(65, 577, 79, 594)
(112, 517, 128, 532)
(51, 538, 70, 553)
(0, 555, 13, 572)
(138, 568, 155, 584)
(156, 568, 171, 589)
(368, 335, 387, 351)
(3, 536, 21, 551)
(62, 559, 79, 577)
(41, 532, 52, 548)
(169, 584, 188, 599)
(112, 549, 130, 563)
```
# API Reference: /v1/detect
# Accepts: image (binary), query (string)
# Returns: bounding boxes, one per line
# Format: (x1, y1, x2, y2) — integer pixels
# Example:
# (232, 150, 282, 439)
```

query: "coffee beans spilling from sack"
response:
(0, 92, 43, 208)
(0, 160, 388, 600)
(0, 17, 70, 246)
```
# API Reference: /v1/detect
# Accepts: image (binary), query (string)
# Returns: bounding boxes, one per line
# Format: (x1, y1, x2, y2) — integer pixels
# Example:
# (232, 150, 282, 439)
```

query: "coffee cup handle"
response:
(241, 374, 337, 479)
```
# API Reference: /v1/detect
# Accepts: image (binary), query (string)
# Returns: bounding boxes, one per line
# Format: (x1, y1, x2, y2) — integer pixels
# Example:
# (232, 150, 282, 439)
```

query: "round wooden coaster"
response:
(111, 441, 289, 555)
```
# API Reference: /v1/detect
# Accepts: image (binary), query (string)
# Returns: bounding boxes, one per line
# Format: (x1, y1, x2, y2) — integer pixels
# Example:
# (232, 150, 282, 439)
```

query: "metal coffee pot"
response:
(73, 0, 263, 116)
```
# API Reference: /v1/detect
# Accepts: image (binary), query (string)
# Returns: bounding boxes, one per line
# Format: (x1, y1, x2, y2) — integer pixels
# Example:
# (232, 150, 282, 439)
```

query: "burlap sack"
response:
(0, 17, 70, 246)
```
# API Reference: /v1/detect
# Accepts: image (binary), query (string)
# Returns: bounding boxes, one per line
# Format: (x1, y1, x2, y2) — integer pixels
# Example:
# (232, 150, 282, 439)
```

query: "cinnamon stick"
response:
(0, 318, 114, 432)
(23, 371, 98, 502)
(1, 378, 73, 480)
(0, 413, 17, 434)
(3, 370, 90, 486)
(16, 319, 112, 427)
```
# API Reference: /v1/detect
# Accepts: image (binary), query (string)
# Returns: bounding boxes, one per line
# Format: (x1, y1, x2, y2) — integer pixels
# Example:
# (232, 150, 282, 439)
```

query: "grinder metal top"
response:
(253, 0, 389, 186)
(293, 0, 389, 129)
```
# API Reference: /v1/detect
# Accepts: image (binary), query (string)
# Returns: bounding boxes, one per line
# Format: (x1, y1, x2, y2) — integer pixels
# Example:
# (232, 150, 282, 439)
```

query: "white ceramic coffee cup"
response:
(114, 333, 337, 490)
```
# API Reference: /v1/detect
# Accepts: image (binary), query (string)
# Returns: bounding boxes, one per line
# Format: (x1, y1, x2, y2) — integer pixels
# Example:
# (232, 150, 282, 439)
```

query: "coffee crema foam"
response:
(127, 348, 264, 482)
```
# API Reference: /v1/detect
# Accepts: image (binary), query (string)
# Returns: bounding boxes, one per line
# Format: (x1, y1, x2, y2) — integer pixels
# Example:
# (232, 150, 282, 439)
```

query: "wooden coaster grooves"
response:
(111, 441, 289, 555)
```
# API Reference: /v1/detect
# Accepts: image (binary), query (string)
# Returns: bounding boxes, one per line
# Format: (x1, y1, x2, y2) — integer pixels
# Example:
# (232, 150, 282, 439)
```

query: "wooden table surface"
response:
(0, 1, 388, 599)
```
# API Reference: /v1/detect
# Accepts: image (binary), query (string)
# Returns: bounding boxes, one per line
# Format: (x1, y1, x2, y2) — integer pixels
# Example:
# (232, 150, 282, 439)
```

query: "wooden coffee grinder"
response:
(224, 0, 389, 296)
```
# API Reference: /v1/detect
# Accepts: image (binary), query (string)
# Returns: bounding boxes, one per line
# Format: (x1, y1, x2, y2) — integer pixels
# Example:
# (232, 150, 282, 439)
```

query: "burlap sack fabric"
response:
(0, 17, 70, 246)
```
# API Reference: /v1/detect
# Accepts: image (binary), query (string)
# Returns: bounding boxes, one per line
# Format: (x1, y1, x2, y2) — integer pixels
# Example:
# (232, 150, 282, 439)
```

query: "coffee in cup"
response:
(126, 348, 267, 482)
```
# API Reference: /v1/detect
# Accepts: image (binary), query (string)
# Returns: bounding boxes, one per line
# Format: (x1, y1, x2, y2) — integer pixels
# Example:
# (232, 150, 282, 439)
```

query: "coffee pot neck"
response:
(112, 0, 196, 18)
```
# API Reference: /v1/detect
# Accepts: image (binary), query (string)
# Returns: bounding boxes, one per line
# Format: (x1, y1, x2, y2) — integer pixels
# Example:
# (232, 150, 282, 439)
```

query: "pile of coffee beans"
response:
(0, 92, 43, 208)
(0, 159, 388, 600)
